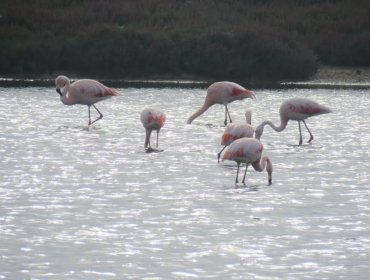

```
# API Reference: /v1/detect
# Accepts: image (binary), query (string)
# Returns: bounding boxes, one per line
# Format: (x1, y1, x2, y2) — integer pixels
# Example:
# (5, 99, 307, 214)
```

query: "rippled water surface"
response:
(1, 86, 370, 279)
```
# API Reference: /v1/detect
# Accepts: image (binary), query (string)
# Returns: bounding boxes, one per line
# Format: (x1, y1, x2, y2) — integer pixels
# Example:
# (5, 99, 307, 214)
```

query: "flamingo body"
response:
(222, 138, 272, 184)
(279, 97, 331, 121)
(140, 108, 166, 152)
(55, 75, 119, 125)
(221, 123, 254, 145)
(217, 110, 254, 162)
(187, 81, 256, 125)
(255, 97, 331, 145)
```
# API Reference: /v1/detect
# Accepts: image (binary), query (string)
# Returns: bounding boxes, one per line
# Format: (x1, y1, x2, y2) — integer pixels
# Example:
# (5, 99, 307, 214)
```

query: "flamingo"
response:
(222, 138, 273, 185)
(187, 81, 256, 125)
(255, 97, 332, 145)
(217, 110, 254, 162)
(55, 75, 119, 125)
(140, 108, 166, 152)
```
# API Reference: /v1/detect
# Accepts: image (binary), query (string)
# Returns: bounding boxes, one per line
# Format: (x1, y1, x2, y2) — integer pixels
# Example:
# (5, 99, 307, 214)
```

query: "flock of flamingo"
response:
(55, 75, 332, 185)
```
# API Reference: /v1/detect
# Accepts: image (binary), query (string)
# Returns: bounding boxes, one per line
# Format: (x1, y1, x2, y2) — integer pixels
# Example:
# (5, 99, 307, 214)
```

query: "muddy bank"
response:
(1, 65, 370, 89)
(284, 65, 370, 89)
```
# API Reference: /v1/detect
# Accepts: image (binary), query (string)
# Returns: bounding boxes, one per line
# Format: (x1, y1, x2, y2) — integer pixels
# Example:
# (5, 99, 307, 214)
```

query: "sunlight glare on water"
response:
(0, 86, 370, 279)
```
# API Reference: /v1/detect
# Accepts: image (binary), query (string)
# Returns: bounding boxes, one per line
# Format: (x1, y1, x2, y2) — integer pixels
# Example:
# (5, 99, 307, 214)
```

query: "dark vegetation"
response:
(0, 0, 370, 82)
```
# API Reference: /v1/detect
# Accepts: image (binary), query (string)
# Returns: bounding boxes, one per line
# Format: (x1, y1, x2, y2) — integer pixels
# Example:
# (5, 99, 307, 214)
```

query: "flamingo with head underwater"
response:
(255, 97, 332, 145)
(140, 108, 166, 153)
(187, 81, 256, 125)
(217, 110, 254, 162)
(55, 75, 119, 125)
(222, 138, 273, 185)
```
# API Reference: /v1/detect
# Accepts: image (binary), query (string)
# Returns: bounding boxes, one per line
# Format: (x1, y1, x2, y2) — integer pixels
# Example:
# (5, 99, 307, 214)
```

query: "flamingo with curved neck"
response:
(222, 138, 273, 185)
(140, 108, 166, 153)
(187, 81, 256, 125)
(55, 75, 119, 125)
(255, 97, 331, 145)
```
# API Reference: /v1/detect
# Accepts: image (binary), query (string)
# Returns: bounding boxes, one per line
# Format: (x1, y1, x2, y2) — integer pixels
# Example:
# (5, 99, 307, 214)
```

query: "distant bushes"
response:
(0, 0, 369, 81)
(0, 28, 317, 81)
(313, 31, 370, 66)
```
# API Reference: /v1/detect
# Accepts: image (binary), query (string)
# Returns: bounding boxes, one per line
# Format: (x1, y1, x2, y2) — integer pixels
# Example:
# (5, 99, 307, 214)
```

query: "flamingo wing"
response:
(284, 98, 332, 120)
(71, 79, 118, 105)
(222, 138, 263, 164)
(222, 124, 254, 145)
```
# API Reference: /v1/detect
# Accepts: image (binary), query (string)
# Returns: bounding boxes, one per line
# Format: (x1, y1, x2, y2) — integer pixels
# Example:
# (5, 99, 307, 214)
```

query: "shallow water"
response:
(0, 86, 369, 279)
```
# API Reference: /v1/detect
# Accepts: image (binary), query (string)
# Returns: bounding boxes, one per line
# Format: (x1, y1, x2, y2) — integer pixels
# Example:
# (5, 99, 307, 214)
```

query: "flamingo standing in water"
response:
(217, 110, 254, 162)
(140, 108, 166, 152)
(255, 97, 332, 145)
(55, 75, 119, 125)
(222, 138, 273, 185)
(187, 81, 256, 125)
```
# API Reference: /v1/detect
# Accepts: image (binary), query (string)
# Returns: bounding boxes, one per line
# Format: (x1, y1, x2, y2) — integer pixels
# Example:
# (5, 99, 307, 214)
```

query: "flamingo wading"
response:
(255, 97, 331, 145)
(217, 110, 254, 162)
(222, 138, 273, 185)
(140, 108, 166, 152)
(55, 75, 119, 125)
(187, 81, 256, 125)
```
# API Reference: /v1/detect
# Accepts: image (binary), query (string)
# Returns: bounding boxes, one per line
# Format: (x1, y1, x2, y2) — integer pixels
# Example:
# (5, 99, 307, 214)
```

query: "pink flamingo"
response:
(187, 81, 256, 125)
(55, 75, 119, 125)
(140, 108, 166, 152)
(217, 110, 254, 162)
(222, 138, 273, 185)
(255, 97, 332, 145)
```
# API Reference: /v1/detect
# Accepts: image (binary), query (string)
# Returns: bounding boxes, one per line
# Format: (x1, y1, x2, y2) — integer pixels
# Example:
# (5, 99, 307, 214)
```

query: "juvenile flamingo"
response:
(217, 110, 254, 162)
(140, 108, 166, 152)
(187, 81, 256, 125)
(222, 138, 273, 185)
(55, 75, 119, 125)
(255, 97, 332, 145)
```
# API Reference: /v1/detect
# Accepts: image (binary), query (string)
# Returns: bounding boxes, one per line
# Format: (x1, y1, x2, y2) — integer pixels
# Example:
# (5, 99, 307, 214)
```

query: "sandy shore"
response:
(301, 65, 370, 85)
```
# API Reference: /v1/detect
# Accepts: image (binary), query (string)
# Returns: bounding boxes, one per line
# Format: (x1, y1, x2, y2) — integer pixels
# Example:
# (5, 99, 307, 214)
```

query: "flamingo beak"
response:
(249, 91, 257, 100)
(56, 88, 62, 96)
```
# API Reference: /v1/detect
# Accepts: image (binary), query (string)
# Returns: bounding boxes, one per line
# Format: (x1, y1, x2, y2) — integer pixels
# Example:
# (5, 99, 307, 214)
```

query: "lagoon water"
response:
(0, 85, 370, 279)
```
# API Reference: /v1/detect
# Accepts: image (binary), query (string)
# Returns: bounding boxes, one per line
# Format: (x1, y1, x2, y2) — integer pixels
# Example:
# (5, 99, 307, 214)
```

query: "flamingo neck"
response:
(186, 103, 210, 124)
(264, 118, 287, 132)
(144, 129, 152, 149)
(252, 156, 273, 183)
(60, 82, 75, 105)
(245, 111, 252, 125)
(255, 119, 287, 140)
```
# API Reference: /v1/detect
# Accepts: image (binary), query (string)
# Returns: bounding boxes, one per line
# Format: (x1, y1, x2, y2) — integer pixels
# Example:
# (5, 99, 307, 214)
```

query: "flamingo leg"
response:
(302, 120, 314, 143)
(224, 105, 232, 125)
(235, 162, 240, 183)
(88, 105, 92, 125)
(298, 121, 303, 145)
(89, 105, 103, 125)
(224, 106, 228, 125)
(156, 130, 159, 148)
(144, 137, 155, 153)
(242, 164, 249, 184)
(217, 145, 227, 163)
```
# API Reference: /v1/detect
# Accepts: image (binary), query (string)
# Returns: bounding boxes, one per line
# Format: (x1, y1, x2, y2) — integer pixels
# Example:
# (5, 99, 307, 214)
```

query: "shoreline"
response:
(1, 65, 370, 89)
(282, 65, 370, 89)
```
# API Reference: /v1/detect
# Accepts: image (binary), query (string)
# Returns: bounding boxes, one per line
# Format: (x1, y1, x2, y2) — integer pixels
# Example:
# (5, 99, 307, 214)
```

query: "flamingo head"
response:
(238, 89, 256, 100)
(55, 75, 70, 97)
